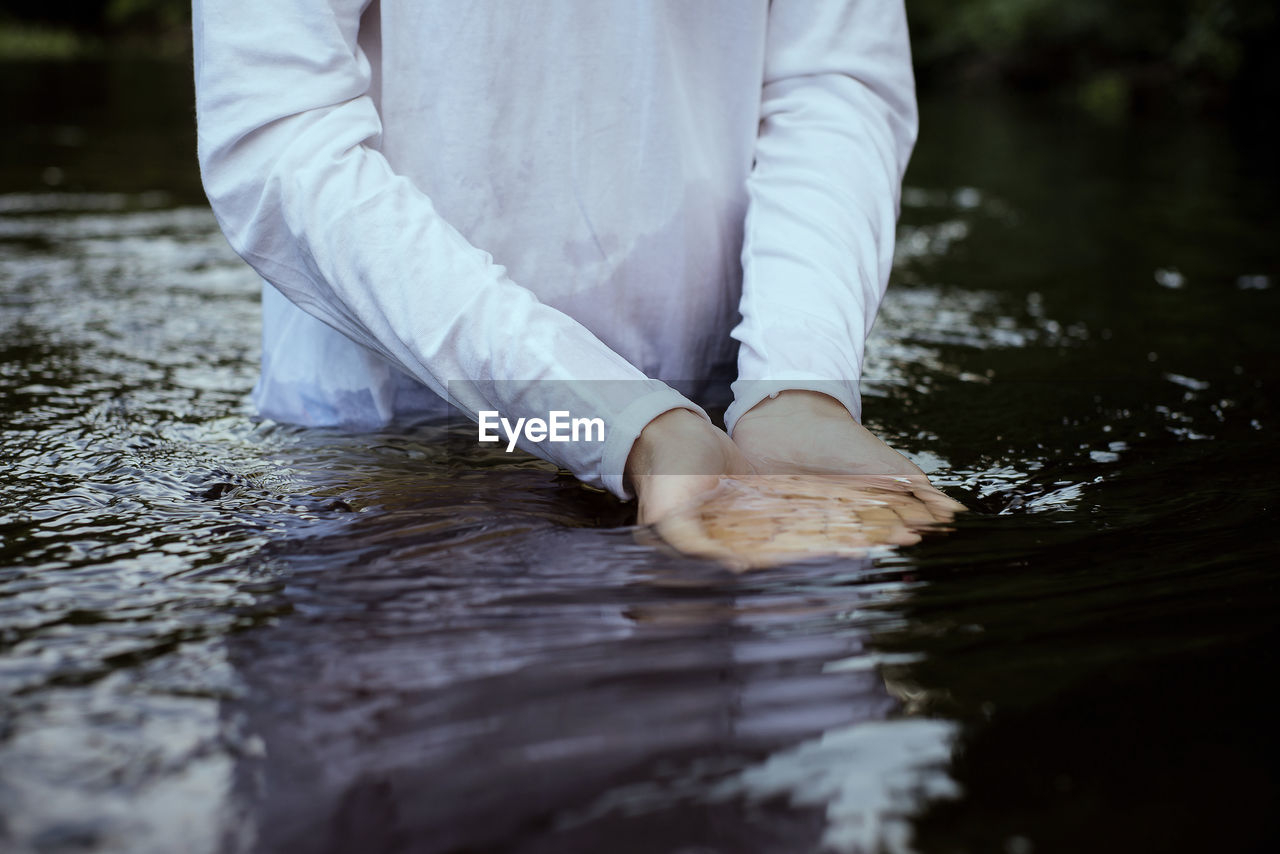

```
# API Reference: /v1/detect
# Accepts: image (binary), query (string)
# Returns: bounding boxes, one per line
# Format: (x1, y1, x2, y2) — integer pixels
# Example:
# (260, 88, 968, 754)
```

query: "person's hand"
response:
(630, 391, 964, 569)
(649, 472, 958, 570)
(625, 408, 753, 526)
(730, 389, 924, 477)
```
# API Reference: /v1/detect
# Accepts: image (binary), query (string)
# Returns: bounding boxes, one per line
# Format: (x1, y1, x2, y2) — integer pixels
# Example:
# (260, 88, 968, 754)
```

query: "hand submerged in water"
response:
(626, 392, 964, 569)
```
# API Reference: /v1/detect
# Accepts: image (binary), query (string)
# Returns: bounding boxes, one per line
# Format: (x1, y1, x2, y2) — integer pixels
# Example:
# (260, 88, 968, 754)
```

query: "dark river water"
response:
(2, 60, 1277, 854)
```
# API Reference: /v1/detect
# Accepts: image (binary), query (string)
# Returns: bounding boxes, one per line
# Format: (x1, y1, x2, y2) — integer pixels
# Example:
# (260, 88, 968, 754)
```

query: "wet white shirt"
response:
(192, 0, 917, 498)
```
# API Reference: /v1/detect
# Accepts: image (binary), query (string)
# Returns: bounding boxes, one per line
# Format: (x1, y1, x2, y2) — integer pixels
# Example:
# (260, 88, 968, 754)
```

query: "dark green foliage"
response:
(0, 0, 190, 37)
(908, 0, 1278, 110)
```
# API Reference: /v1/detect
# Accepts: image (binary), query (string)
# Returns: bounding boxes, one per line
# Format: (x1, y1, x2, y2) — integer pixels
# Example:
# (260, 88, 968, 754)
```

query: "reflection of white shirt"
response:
(192, 0, 917, 498)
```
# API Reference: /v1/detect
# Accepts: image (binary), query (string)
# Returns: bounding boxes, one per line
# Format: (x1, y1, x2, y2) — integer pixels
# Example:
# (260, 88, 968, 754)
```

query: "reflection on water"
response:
(227, 497, 951, 853)
(1, 62, 1278, 853)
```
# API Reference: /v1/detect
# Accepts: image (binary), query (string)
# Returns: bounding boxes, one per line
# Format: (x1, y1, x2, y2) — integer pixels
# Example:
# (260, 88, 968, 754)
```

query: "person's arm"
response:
(192, 0, 701, 498)
(725, 0, 918, 436)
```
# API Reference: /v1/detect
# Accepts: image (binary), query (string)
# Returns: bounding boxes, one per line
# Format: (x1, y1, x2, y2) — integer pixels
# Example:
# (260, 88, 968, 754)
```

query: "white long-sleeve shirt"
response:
(192, 0, 917, 499)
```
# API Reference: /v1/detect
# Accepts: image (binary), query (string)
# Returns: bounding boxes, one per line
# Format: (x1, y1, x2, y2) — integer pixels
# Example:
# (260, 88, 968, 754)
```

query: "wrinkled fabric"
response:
(193, 0, 917, 498)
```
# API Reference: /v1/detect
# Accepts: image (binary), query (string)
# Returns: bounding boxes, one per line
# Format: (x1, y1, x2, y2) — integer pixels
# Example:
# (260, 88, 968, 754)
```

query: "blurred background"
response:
(2, 0, 1278, 195)
(3, 0, 1279, 108)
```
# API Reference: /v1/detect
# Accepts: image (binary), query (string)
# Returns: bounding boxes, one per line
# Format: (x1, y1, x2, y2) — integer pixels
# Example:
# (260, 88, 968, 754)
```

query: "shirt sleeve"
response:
(191, 0, 703, 499)
(723, 0, 918, 435)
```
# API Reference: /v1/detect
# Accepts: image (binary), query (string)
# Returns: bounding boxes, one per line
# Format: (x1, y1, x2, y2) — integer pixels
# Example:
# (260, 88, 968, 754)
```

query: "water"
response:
(2, 60, 1277, 853)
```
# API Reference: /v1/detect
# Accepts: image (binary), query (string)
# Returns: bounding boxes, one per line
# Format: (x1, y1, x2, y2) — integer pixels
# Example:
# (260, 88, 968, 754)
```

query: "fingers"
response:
(906, 480, 968, 521)
(641, 472, 954, 570)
